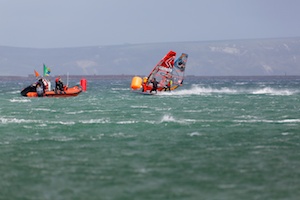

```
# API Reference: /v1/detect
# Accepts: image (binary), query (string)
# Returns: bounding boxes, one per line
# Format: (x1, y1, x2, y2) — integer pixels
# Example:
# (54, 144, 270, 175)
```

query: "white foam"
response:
(144, 120, 156, 124)
(33, 108, 56, 112)
(9, 98, 31, 103)
(183, 110, 203, 113)
(130, 105, 149, 108)
(187, 132, 202, 137)
(252, 87, 295, 96)
(111, 88, 130, 91)
(110, 132, 136, 138)
(158, 85, 298, 96)
(116, 120, 137, 124)
(234, 119, 300, 123)
(159, 114, 193, 124)
(278, 119, 300, 123)
(59, 121, 75, 125)
(52, 136, 76, 142)
(65, 110, 84, 114)
(160, 114, 176, 122)
(159, 84, 238, 96)
(0, 117, 41, 124)
(79, 118, 110, 124)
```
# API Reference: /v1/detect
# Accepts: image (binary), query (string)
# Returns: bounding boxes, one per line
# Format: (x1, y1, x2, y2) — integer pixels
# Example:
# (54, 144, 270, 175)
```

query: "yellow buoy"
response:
(131, 76, 142, 90)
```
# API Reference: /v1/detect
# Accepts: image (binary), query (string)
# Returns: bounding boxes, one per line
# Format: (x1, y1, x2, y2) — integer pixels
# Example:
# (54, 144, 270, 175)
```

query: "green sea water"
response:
(0, 76, 300, 200)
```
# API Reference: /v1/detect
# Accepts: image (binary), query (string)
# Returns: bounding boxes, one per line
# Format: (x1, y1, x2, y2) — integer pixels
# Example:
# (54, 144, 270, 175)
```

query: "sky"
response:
(0, 0, 300, 48)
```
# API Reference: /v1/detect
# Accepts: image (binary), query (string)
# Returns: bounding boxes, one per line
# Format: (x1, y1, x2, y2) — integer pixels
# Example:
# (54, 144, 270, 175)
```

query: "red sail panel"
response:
(159, 50, 176, 69)
(147, 51, 176, 87)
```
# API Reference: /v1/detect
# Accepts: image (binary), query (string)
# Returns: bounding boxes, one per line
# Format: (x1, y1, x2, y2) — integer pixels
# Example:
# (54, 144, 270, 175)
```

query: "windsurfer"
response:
(150, 78, 158, 93)
(142, 77, 148, 92)
(164, 79, 172, 91)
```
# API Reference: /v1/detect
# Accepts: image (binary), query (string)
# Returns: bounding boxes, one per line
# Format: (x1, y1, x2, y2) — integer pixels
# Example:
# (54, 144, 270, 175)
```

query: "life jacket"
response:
(42, 79, 48, 90)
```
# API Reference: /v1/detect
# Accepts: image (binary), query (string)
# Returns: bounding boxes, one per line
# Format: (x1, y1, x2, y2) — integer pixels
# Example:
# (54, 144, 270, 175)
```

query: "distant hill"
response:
(1, 37, 300, 76)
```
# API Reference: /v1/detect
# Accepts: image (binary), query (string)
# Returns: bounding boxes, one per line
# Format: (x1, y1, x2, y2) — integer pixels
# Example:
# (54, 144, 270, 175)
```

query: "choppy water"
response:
(1, 76, 300, 200)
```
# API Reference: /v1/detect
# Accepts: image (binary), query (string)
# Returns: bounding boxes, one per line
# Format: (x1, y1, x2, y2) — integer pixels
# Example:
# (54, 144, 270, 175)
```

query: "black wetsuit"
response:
(55, 80, 63, 91)
(150, 79, 158, 93)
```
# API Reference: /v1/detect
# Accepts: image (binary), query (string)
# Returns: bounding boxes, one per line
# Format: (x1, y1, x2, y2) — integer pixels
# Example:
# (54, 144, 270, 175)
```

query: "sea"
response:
(0, 76, 300, 200)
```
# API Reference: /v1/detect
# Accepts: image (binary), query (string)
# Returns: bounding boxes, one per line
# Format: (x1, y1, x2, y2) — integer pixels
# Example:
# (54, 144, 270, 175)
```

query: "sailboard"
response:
(131, 50, 188, 94)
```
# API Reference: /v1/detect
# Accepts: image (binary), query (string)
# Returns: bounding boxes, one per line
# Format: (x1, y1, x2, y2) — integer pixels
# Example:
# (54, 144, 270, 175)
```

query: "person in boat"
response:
(55, 76, 64, 93)
(150, 78, 158, 93)
(36, 82, 44, 97)
(37, 78, 46, 91)
(42, 78, 50, 92)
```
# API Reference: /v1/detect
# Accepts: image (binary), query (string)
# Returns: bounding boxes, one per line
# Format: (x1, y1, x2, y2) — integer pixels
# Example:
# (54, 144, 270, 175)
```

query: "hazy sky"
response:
(0, 0, 300, 48)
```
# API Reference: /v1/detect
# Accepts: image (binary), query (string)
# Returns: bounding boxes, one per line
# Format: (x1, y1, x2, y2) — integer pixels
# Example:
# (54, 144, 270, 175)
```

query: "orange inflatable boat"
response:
(21, 84, 82, 97)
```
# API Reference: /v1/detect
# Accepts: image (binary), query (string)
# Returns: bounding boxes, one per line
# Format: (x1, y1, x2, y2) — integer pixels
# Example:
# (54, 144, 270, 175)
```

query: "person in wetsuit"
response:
(164, 79, 172, 91)
(150, 78, 158, 93)
(55, 76, 64, 93)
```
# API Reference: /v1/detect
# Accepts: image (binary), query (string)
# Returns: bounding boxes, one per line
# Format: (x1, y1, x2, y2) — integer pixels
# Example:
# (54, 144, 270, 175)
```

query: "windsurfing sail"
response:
(147, 50, 176, 85)
(145, 50, 188, 92)
(171, 53, 188, 90)
(130, 50, 188, 93)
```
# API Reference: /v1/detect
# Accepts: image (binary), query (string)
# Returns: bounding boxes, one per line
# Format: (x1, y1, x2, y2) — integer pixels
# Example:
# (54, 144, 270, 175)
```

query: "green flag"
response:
(43, 64, 51, 76)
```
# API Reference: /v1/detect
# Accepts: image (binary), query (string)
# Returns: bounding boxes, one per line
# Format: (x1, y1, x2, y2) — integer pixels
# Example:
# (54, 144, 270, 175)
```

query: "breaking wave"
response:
(251, 87, 296, 95)
(9, 98, 31, 102)
(159, 85, 238, 96)
(160, 84, 298, 96)
(0, 117, 41, 124)
(159, 114, 196, 124)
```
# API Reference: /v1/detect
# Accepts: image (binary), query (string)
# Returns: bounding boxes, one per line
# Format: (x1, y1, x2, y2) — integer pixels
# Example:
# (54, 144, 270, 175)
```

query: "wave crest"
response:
(160, 85, 298, 96)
